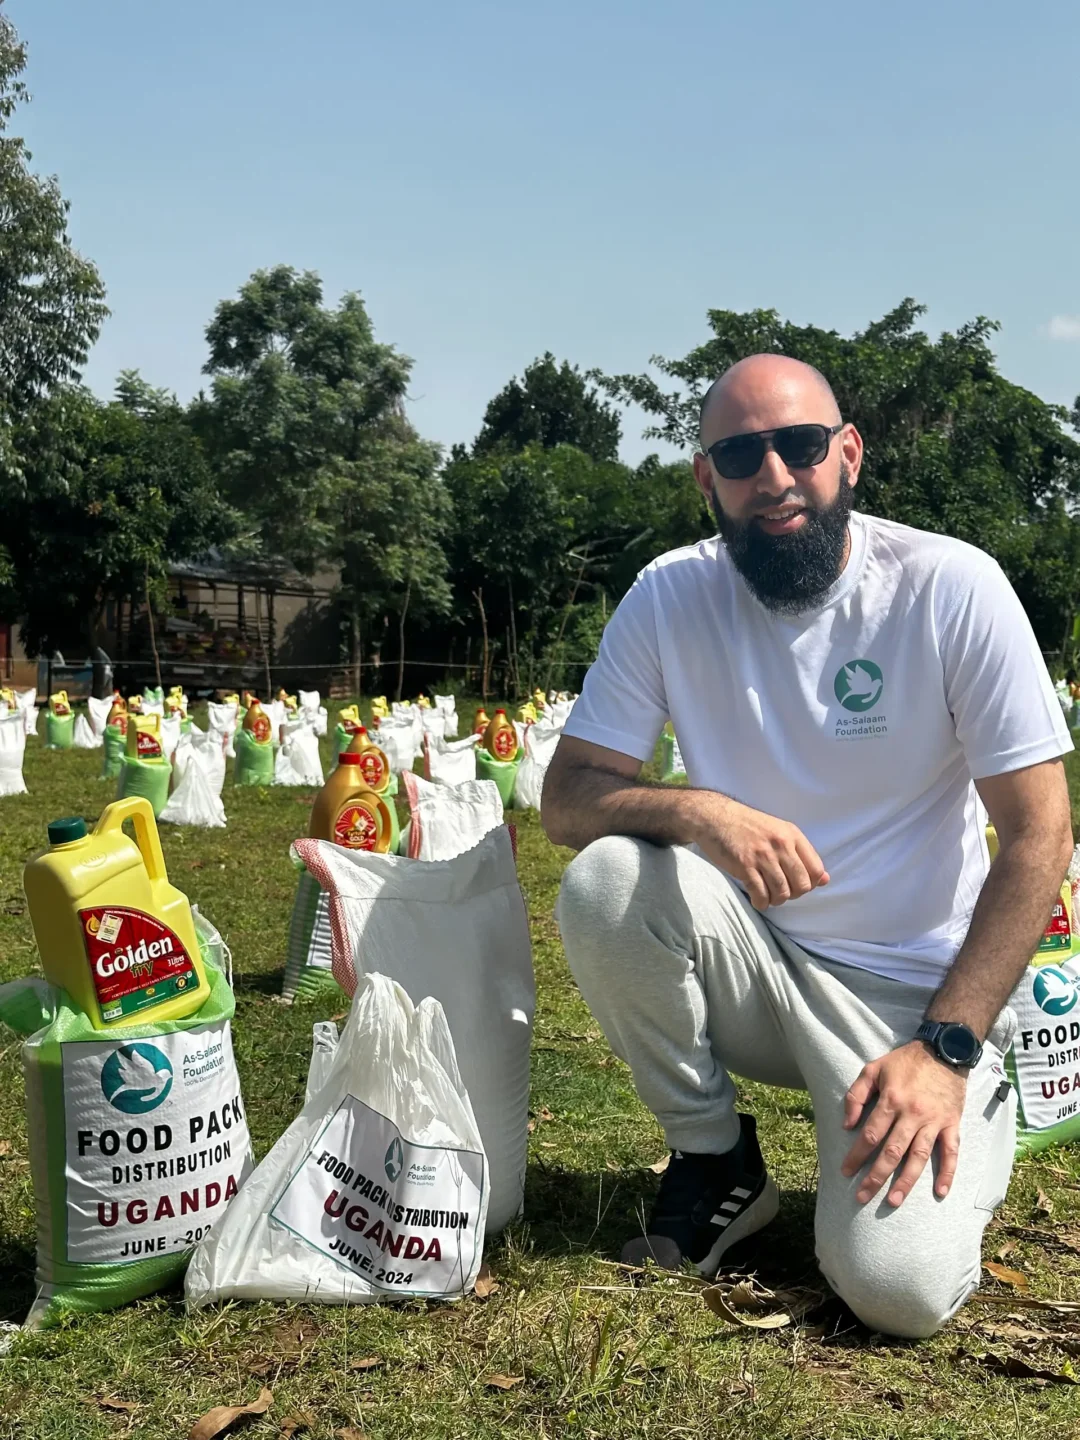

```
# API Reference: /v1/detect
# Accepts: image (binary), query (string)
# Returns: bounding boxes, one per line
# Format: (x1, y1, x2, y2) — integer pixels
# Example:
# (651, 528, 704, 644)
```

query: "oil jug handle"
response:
(94, 796, 168, 883)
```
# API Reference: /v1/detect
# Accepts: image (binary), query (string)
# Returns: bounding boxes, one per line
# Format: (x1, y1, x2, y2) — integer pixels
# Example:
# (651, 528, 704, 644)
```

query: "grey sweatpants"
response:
(556, 836, 1018, 1339)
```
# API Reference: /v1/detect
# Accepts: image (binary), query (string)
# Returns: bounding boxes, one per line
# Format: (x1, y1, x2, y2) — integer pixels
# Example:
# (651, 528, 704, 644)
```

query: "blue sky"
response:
(11, 0, 1080, 462)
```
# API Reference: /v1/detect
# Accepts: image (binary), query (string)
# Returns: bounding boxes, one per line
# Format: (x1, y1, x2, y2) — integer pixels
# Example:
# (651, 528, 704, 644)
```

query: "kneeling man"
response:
(542, 354, 1073, 1339)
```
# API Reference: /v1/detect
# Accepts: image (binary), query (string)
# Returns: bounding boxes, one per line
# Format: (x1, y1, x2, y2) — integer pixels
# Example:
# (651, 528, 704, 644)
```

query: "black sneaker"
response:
(621, 1113, 779, 1276)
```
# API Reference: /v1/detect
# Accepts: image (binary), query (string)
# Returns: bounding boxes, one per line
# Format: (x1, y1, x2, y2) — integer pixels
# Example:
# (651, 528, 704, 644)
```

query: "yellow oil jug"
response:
(473, 707, 490, 736)
(243, 698, 272, 743)
(986, 823, 1074, 961)
(344, 726, 391, 793)
(277, 689, 298, 712)
(415, 694, 431, 710)
(0, 686, 14, 710)
(49, 690, 71, 716)
(128, 693, 144, 714)
(532, 688, 547, 711)
(309, 754, 392, 852)
(516, 702, 538, 726)
(371, 696, 390, 721)
(23, 797, 210, 1028)
(481, 708, 518, 761)
(127, 712, 164, 759)
(106, 696, 128, 733)
(338, 704, 362, 736)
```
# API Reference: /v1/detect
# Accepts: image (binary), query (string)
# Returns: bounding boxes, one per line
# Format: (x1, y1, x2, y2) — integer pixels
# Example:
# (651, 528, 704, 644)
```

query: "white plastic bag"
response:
(299, 689, 328, 737)
(185, 972, 488, 1306)
(513, 720, 561, 810)
(87, 696, 112, 738)
(402, 772, 503, 860)
(207, 701, 239, 759)
(160, 734, 227, 828)
(421, 708, 447, 743)
(293, 824, 533, 1232)
(274, 721, 324, 787)
(376, 716, 420, 771)
(0, 712, 27, 796)
(426, 732, 480, 787)
(434, 694, 459, 739)
(16, 688, 38, 738)
(72, 714, 100, 749)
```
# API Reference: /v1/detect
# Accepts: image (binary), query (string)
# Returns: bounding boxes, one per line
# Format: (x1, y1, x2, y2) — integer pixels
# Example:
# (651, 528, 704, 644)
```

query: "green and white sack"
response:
(282, 869, 343, 1003)
(475, 746, 522, 809)
(233, 728, 275, 786)
(101, 723, 126, 781)
(0, 915, 253, 1328)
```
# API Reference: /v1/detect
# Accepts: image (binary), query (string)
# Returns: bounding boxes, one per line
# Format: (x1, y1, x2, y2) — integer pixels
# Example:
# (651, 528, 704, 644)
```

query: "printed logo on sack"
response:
(384, 1136, 405, 1182)
(1033, 966, 1078, 1017)
(833, 660, 884, 712)
(100, 1042, 174, 1113)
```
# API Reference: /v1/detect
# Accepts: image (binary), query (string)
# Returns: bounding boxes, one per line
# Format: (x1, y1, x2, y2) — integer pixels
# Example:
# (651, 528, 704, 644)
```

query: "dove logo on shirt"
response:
(833, 660, 884, 713)
(1033, 967, 1078, 1017)
(100, 1043, 174, 1114)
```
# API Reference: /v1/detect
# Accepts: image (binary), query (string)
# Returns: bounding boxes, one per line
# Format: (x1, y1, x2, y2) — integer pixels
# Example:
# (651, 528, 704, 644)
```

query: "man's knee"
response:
(817, 1235, 974, 1340)
(556, 835, 663, 976)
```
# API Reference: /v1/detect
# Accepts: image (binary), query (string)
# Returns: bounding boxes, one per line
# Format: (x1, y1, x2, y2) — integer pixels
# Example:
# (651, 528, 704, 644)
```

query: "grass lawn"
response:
(1, 705, 1080, 1440)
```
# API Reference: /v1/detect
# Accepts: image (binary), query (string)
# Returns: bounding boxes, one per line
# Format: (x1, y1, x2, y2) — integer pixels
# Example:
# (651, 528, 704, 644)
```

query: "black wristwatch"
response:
(915, 1020, 983, 1071)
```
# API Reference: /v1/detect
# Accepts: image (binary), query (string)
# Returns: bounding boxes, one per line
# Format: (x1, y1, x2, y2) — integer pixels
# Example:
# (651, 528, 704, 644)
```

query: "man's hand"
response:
(841, 1041, 967, 1206)
(692, 794, 829, 911)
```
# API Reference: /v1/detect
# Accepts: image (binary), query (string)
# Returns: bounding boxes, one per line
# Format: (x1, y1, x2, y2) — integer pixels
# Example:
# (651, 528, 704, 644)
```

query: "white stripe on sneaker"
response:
(719, 1200, 742, 1213)
(730, 1187, 752, 1199)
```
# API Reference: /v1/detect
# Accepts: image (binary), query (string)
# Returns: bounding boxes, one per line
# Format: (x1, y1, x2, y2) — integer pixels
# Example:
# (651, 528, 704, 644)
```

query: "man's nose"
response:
(753, 444, 792, 495)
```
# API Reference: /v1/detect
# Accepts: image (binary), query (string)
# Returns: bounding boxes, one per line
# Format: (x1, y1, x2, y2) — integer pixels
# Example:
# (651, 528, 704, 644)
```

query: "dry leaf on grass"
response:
(992, 1239, 1016, 1262)
(1035, 1189, 1055, 1218)
(83, 1396, 140, 1414)
(0, 1140, 13, 1158)
(703, 1285, 792, 1329)
(648, 1155, 670, 1175)
(189, 1387, 273, 1440)
(280, 1415, 315, 1438)
(474, 1263, 499, 1299)
(973, 1354, 1078, 1386)
(346, 1356, 383, 1373)
(334, 1430, 369, 1440)
(983, 1263, 1029, 1290)
(483, 1374, 525, 1390)
(973, 1292, 1080, 1313)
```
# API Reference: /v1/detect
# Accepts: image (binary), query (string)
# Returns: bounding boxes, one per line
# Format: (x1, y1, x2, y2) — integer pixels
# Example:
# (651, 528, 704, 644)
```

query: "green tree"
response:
(193, 266, 449, 688)
(5, 379, 233, 657)
(475, 352, 622, 462)
(0, 7, 107, 435)
(597, 300, 1080, 649)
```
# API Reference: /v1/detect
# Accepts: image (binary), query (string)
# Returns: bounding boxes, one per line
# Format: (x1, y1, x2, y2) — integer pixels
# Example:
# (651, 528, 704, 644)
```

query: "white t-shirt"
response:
(564, 511, 1072, 986)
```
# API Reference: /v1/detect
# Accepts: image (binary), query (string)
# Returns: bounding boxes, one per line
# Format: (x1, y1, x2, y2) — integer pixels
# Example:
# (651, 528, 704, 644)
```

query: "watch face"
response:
(938, 1023, 980, 1066)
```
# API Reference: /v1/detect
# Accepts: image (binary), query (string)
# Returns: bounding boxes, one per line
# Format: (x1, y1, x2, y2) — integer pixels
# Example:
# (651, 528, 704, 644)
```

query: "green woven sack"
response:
(46, 712, 74, 750)
(117, 755, 172, 817)
(476, 746, 522, 809)
(0, 924, 252, 1328)
(233, 728, 275, 787)
(281, 869, 345, 1003)
(101, 725, 126, 780)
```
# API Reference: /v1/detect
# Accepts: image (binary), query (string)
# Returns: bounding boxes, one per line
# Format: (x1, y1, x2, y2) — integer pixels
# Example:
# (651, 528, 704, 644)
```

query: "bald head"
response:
(698, 355, 841, 447)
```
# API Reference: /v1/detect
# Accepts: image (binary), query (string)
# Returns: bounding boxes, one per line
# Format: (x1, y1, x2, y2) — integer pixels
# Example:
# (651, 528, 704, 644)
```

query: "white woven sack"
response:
(159, 714, 182, 761)
(0, 712, 27, 796)
(376, 717, 420, 771)
(402, 771, 503, 862)
(274, 721, 324, 787)
(290, 825, 533, 1233)
(73, 714, 102, 750)
(426, 733, 480, 787)
(185, 972, 488, 1306)
(434, 694, 459, 738)
(514, 720, 561, 810)
(87, 696, 112, 738)
(299, 689, 328, 736)
(207, 701, 239, 759)
(16, 689, 38, 738)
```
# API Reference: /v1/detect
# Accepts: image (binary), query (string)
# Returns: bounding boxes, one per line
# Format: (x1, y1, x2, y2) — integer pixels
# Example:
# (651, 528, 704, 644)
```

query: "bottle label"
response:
(112, 715, 129, 736)
(136, 728, 163, 759)
(333, 802, 381, 850)
(250, 713, 271, 744)
(79, 907, 198, 1022)
(357, 750, 387, 791)
(492, 727, 517, 761)
(1035, 887, 1073, 959)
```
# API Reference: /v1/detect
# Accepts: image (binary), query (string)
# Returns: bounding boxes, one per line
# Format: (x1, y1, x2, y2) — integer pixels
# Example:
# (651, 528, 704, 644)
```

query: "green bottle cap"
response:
(48, 816, 88, 846)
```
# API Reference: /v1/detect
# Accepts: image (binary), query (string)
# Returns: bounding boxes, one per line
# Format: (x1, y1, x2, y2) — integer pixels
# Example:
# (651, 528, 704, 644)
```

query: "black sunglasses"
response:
(704, 422, 844, 481)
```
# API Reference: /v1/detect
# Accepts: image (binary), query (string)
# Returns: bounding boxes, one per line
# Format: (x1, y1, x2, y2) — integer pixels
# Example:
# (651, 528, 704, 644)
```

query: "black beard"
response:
(713, 469, 855, 615)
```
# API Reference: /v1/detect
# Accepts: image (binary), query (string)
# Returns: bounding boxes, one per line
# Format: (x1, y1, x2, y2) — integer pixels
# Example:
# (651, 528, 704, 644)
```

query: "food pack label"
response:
(61, 1021, 252, 1262)
(333, 802, 380, 851)
(270, 1095, 484, 1296)
(80, 906, 198, 1022)
(248, 713, 271, 743)
(1010, 956, 1080, 1130)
